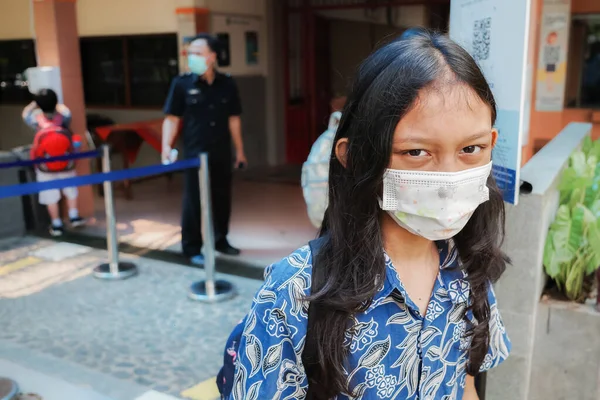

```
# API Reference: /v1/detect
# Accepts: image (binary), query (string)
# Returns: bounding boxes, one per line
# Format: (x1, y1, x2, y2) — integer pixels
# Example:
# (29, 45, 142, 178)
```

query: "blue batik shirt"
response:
(228, 240, 511, 400)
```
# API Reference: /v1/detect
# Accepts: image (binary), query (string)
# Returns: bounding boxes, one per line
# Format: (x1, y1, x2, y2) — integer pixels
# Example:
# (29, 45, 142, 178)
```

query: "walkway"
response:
(0, 236, 263, 399)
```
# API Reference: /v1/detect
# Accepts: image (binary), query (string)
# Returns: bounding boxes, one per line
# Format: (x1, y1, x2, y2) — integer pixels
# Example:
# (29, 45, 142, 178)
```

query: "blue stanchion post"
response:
(93, 145, 138, 280)
(188, 152, 235, 303)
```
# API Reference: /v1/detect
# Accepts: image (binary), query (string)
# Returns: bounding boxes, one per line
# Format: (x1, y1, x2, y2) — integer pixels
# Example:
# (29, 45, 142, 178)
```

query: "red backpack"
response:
(31, 113, 75, 173)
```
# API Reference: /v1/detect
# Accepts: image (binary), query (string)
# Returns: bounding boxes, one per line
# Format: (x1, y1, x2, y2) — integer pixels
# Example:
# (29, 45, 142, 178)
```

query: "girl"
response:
(222, 28, 511, 400)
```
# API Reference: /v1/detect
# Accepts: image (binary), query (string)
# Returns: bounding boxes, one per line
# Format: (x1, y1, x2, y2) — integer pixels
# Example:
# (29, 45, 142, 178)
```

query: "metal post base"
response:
(0, 377, 18, 400)
(188, 280, 236, 303)
(93, 262, 138, 280)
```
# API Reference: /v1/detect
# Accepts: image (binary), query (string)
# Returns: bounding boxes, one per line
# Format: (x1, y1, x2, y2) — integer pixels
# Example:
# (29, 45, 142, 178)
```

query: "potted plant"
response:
(543, 136, 600, 305)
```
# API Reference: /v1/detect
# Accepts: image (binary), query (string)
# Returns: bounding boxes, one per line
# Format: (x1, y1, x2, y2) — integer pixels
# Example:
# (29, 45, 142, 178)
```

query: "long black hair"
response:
(305, 28, 509, 398)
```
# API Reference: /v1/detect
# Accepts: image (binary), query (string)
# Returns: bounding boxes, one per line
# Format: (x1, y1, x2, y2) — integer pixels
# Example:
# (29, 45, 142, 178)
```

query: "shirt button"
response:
(210, 121, 216, 127)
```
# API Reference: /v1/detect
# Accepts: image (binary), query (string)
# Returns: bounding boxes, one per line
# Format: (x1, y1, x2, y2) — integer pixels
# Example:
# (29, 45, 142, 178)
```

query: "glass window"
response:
(127, 34, 179, 107)
(80, 34, 179, 108)
(0, 40, 36, 104)
(80, 37, 126, 106)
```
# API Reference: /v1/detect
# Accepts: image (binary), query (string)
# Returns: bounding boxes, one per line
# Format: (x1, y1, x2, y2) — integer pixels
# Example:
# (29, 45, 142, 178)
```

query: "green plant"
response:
(543, 136, 600, 301)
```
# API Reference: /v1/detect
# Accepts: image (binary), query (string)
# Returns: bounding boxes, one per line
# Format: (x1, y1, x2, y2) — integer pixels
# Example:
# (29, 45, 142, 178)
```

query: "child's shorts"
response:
(35, 170, 78, 205)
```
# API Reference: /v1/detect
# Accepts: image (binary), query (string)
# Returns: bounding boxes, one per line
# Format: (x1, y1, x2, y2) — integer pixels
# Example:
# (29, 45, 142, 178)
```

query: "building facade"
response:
(0, 0, 598, 173)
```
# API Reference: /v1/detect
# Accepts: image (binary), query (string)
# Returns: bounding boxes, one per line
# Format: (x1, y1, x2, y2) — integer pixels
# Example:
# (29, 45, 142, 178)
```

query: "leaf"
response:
(425, 345, 441, 361)
(551, 205, 585, 260)
(558, 167, 578, 192)
(565, 258, 585, 301)
(247, 381, 262, 400)
(447, 303, 466, 324)
(585, 222, 600, 275)
(583, 136, 593, 155)
(353, 383, 368, 399)
(592, 199, 600, 217)
(587, 155, 598, 175)
(246, 311, 257, 333)
(357, 336, 391, 369)
(262, 343, 283, 376)
(543, 231, 562, 278)
(569, 188, 584, 209)
(570, 205, 587, 254)
(421, 366, 445, 397)
(571, 151, 587, 176)
(420, 326, 441, 347)
(593, 140, 600, 159)
(245, 334, 263, 377)
(386, 311, 411, 326)
(257, 288, 277, 304)
(584, 182, 600, 208)
(232, 364, 247, 400)
(487, 304, 510, 364)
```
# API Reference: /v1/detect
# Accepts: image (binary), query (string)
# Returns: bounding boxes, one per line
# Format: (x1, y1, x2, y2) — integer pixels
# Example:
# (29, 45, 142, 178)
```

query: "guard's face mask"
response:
(188, 54, 208, 76)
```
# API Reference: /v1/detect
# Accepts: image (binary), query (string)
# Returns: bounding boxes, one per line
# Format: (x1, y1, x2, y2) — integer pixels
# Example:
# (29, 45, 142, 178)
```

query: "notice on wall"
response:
(535, 0, 571, 111)
(450, 0, 533, 205)
(245, 31, 259, 65)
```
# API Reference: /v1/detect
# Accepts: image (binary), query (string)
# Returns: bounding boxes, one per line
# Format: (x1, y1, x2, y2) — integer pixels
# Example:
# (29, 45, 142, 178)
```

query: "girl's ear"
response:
(335, 138, 349, 168)
(491, 128, 498, 149)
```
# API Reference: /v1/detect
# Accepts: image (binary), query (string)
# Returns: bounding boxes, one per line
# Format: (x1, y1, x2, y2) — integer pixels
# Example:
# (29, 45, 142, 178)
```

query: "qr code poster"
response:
(449, 0, 533, 205)
(472, 17, 492, 62)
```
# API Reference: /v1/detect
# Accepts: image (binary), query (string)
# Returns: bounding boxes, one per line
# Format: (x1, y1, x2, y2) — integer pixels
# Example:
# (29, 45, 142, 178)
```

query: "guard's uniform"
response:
(163, 72, 242, 257)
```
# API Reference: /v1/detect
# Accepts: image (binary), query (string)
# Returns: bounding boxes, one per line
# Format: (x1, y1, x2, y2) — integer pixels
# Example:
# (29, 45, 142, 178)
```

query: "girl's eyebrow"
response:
(395, 130, 491, 145)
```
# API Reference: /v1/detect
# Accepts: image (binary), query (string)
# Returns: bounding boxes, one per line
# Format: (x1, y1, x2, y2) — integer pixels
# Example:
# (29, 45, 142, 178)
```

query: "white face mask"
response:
(379, 162, 493, 241)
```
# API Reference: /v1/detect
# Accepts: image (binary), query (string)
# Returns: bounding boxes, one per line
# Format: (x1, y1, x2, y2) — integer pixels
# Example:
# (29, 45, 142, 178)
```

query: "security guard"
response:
(162, 33, 247, 265)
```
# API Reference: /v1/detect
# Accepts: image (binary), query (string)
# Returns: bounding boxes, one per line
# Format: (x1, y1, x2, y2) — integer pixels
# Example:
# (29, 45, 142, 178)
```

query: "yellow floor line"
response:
(0, 256, 42, 276)
(181, 376, 220, 400)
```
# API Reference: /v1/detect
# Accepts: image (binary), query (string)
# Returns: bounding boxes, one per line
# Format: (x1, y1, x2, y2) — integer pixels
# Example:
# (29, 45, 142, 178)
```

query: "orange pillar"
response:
(32, 0, 93, 217)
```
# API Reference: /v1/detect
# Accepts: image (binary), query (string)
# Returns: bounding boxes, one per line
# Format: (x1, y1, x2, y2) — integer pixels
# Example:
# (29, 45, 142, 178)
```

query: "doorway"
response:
(281, 0, 450, 164)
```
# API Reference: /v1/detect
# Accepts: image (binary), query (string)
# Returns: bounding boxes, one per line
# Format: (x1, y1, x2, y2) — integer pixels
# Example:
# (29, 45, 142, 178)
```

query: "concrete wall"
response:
(530, 300, 600, 400)
(0, 0, 267, 39)
(0, 0, 32, 39)
(488, 122, 593, 400)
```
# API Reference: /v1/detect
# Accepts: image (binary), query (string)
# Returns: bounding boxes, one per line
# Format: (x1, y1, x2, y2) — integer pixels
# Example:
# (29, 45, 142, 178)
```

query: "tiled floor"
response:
(81, 174, 318, 268)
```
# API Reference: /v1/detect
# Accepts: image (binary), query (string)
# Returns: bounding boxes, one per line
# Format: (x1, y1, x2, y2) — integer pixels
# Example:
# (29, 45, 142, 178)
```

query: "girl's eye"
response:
(461, 145, 482, 154)
(405, 149, 428, 157)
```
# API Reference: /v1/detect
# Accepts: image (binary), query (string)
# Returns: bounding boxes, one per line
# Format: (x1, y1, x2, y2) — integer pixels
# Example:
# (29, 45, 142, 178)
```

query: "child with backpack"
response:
(22, 88, 85, 236)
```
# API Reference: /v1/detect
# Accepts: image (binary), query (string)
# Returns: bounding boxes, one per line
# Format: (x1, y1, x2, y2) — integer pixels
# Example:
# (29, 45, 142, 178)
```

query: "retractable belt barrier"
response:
(0, 157, 200, 199)
(0, 150, 100, 169)
(0, 145, 235, 302)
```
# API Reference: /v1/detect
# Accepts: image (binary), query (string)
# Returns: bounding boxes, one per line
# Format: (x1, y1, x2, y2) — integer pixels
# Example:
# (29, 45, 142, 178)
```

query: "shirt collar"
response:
(194, 71, 224, 85)
(367, 240, 471, 312)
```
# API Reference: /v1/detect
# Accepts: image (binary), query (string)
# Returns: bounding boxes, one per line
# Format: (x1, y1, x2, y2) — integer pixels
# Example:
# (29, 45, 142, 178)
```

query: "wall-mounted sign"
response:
(535, 0, 571, 112)
(450, 0, 534, 205)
